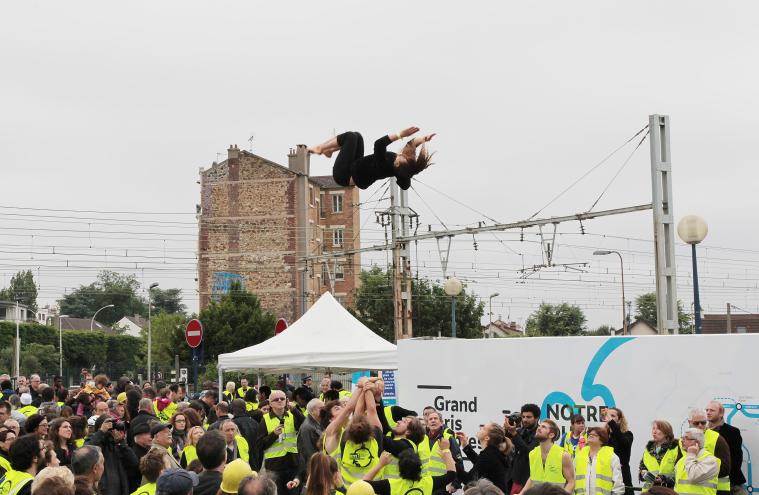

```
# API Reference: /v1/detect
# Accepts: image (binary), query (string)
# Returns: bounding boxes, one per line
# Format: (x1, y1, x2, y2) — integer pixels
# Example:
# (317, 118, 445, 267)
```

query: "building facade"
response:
(197, 144, 360, 323)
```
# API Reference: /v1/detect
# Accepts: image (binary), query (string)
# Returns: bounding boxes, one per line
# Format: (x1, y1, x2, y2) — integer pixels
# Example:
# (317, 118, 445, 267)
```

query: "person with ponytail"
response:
(306, 452, 345, 495)
(457, 423, 512, 495)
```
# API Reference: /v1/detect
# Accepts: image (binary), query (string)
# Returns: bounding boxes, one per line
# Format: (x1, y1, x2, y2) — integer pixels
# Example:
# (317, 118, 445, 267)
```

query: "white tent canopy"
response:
(217, 292, 397, 373)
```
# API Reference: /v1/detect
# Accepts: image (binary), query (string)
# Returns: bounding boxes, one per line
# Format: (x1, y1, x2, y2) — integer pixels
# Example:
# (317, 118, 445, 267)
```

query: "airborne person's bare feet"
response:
(309, 136, 339, 158)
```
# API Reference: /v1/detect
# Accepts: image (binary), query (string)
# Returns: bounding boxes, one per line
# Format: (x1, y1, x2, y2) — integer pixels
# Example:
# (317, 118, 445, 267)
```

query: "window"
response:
(309, 186, 315, 206)
(335, 296, 345, 306)
(332, 194, 343, 213)
(321, 263, 329, 286)
(333, 228, 344, 247)
(319, 193, 326, 218)
(335, 263, 344, 281)
(736, 326, 747, 334)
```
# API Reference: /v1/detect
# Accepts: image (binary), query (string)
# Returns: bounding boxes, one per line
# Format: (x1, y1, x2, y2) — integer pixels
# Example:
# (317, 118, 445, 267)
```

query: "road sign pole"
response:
(192, 347, 199, 395)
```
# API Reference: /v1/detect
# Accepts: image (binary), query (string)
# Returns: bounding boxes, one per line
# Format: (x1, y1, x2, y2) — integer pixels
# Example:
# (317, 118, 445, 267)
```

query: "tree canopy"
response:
(525, 302, 587, 336)
(0, 270, 38, 312)
(634, 292, 692, 334)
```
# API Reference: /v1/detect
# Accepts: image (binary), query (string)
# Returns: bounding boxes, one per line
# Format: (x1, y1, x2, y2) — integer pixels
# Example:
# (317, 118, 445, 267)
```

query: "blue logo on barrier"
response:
(540, 337, 635, 419)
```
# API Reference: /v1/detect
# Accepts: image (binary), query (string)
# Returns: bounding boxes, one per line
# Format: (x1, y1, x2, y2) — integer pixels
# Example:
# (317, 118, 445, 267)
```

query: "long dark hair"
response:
(48, 418, 73, 449)
(486, 423, 512, 455)
(306, 452, 339, 495)
(396, 144, 435, 179)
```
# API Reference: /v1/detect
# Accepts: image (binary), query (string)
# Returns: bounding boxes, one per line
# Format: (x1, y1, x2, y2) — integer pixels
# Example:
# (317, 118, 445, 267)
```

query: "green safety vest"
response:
(388, 475, 434, 495)
(17, 405, 37, 417)
(561, 431, 588, 459)
(384, 437, 418, 480)
(130, 482, 157, 495)
(262, 412, 297, 459)
(384, 406, 398, 429)
(674, 452, 720, 495)
(338, 431, 380, 486)
(679, 430, 728, 491)
(424, 430, 453, 477)
(641, 446, 679, 492)
(181, 445, 198, 468)
(528, 443, 567, 487)
(0, 469, 34, 495)
(575, 446, 615, 495)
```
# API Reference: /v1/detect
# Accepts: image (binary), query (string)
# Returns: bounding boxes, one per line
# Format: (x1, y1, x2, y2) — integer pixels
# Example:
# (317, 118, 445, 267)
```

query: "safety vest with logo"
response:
(384, 437, 418, 480)
(130, 482, 157, 495)
(181, 445, 198, 468)
(679, 430, 728, 491)
(561, 432, 588, 459)
(529, 444, 567, 487)
(262, 412, 297, 460)
(425, 430, 453, 477)
(17, 406, 37, 417)
(575, 446, 614, 495)
(0, 469, 34, 495)
(232, 435, 250, 463)
(674, 451, 720, 495)
(384, 406, 398, 429)
(338, 431, 380, 486)
(388, 475, 434, 495)
(153, 400, 177, 423)
(641, 446, 679, 492)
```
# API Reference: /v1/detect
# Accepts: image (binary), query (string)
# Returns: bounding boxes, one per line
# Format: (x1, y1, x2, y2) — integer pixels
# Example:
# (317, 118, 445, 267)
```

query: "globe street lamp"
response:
(444, 277, 463, 338)
(488, 293, 500, 338)
(677, 215, 708, 334)
(593, 250, 626, 335)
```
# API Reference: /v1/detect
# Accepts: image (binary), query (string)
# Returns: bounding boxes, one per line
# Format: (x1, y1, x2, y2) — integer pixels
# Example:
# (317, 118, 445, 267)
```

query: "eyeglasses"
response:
(691, 421, 707, 426)
(270, 398, 286, 402)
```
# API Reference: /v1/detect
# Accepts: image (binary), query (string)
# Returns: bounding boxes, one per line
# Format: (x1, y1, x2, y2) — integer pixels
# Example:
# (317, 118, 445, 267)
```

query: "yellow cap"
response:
(347, 480, 376, 495)
(221, 459, 256, 493)
(116, 392, 127, 403)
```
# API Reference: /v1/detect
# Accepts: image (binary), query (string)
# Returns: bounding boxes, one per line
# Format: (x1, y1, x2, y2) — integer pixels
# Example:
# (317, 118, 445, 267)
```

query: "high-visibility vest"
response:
(384, 438, 418, 480)
(561, 431, 588, 459)
(424, 430, 453, 477)
(528, 443, 567, 487)
(338, 432, 380, 486)
(223, 390, 234, 402)
(641, 446, 679, 492)
(237, 387, 251, 399)
(0, 456, 10, 476)
(338, 390, 352, 399)
(232, 435, 250, 463)
(246, 401, 259, 412)
(262, 412, 297, 459)
(388, 475, 434, 495)
(56, 402, 65, 408)
(679, 430, 728, 491)
(674, 451, 720, 495)
(575, 446, 615, 495)
(17, 405, 37, 417)
(75, 438, 85, 448)
(153, 400, 177, 423)
(130, 482, 157, 495)
(384, 406, 398, 429)
(181, 445, 198, 468)
(0, 469, 34, 495)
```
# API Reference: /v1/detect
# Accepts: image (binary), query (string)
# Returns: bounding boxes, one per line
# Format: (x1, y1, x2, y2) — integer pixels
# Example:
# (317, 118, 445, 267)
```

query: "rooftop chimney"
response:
(288, 144, 310, 176)
(228, 144, 240, 160)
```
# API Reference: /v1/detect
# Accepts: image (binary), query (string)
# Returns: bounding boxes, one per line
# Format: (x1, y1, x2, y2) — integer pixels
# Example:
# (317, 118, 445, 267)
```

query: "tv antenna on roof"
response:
(248, 133, 255, 152)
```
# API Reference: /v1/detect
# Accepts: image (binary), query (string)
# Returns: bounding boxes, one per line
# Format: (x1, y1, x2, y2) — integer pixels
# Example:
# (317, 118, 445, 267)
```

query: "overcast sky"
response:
(2, 1, 758, 331)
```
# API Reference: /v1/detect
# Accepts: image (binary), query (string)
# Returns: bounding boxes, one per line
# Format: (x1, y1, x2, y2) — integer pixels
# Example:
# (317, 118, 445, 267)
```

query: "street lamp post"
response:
(593, 250, 626, 335)
(59, 314, 69, 378)
(147, 282, 159, 382)
(90, 305, 115, 332)
(488, 293, 500, 338)
(677, 215, 708, 334)
(444, 277, 463, 338)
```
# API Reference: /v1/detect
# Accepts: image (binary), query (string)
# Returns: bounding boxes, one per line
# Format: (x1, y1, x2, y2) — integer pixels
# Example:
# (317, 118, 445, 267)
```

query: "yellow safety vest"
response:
(246, 401, 259, 412)
(561, 431, 588, 459)
(181, 445, 198, 468)
(17, 405, 37, 417)
(0, 469, 34, 495)
(262, 412, 297, 459)
(232, 435, 250, 463)
(75, 438, 85, 448)
(641, 446, 679, 492)
(0, 456, 10, 475)
(424, 430, 453, 477)
(223, 390, 234, 402)
(153, 400, 177, 423)
(338, 432, 380, 486)
(528, 443, 567, 487)
(237, 387, 251, 399)
(388, 475, 434, 495)
(338, 390, 351, 398)
(679, 430, 728, 491)
(575, 446, 615, 495)
(384, 438, 418, 480)
(130, 482, 157, 495)
(384, 406, 398, 429)
(674, 452, 720, 495)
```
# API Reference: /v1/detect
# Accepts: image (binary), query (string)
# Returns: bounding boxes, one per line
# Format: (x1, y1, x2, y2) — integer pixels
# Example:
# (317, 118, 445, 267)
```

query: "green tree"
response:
(140, 312, 191, 368)
(634, 292, 693, 334)
(525, 303, 587, 336)
(350, 267, 485, 342)
(198, 281, 276, 361)
(0, 343, 59, 377)
(58, 270, 147, 325)
(586, 324, 616, 336)
(151, 288, 186, 315)
(0, 270, 38, 312)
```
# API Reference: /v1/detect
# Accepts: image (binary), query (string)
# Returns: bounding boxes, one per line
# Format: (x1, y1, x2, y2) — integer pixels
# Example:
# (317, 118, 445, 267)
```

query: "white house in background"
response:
(37, 304, 58, 325)
(613, 319, 657, 336)
(115, 315, 148, 338)
(0, 301, 35, 322)
(482, 319, 523, 337)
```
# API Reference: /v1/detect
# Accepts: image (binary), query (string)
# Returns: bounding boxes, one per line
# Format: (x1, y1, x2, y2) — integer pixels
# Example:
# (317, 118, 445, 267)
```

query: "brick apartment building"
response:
(197, 144, 360, 323)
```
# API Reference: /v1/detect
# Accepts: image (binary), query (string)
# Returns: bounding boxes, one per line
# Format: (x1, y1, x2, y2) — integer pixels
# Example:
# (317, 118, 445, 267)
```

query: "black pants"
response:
(333, 131, 364, 187)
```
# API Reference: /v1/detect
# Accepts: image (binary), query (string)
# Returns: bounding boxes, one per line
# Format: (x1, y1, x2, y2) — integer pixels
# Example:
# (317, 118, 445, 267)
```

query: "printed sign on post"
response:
(382, 370, 396, 405)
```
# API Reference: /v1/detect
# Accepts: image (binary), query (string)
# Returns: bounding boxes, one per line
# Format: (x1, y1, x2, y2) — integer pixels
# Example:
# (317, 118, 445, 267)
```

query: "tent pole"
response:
(217, 365, 223, 395)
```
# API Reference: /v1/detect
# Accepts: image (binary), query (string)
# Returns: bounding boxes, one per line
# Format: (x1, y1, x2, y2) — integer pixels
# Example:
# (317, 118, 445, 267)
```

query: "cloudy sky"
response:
(2, 1, 758, 330)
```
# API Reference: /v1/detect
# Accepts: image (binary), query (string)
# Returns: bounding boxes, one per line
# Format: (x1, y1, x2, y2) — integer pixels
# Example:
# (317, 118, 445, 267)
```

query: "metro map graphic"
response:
(715, 396, 759, 493)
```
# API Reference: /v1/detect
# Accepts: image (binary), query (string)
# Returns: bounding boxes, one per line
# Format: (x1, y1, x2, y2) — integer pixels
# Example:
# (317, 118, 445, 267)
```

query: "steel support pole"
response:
(451, 296, 457, 338)
(692, 243, 702, 334)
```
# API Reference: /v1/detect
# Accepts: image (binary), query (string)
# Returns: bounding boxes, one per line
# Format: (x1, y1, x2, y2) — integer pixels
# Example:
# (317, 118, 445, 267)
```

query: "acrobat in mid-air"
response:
(308, 127, 435, 190)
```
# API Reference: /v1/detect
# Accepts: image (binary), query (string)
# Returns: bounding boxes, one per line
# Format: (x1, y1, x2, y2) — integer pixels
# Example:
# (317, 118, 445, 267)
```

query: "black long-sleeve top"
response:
(368, 472, 456, 495)
(507, 425, 538, 486)
(462, 444, 510, 495)
(351, 136, 411, 190)
(607, 420, 634, 493)
(713, 423, 745, 486)
(376, 400, 418, 435)
(254, 408, 306, 474)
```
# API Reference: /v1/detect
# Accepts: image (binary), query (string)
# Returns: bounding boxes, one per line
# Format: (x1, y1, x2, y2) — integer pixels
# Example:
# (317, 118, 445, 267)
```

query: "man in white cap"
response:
(17, 393, 37, 417)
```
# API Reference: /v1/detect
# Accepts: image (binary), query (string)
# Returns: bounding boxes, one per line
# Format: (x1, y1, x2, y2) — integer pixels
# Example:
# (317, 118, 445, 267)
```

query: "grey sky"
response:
(1, 1, 758, 330)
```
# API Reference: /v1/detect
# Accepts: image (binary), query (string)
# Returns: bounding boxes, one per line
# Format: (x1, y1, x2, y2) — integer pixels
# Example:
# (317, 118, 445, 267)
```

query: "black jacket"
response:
(234, 415, 260, 468)
(508, 425, 538, 485)
(195, 470, 222, 495)
(128, 410, 157, 446)
(713, 422, 746, 486)
(86, 430, 139, 495)
(462, 444, 510, 494)
(608, 420, 634, 495)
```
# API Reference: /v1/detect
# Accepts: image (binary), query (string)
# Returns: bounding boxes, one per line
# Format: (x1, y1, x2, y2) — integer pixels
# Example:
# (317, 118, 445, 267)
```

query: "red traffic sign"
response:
(185, 319, 203, 348)
(274, 318, 288, 335)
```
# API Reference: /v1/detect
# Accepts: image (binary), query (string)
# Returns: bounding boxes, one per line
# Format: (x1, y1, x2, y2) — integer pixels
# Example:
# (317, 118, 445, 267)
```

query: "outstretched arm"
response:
(324, 383, 363, 453)
(364, 385, 382, 430)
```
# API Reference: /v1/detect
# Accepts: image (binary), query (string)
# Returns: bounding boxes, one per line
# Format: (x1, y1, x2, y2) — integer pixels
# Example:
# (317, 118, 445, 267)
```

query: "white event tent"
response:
(217, 292, 397, 375)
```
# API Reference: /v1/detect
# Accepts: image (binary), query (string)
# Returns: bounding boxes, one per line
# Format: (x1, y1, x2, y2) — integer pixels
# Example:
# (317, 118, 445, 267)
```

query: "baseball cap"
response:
(150, 423, 171, 437)
(131, 422, 152, 436)
(20, 393, 32, 405)
(156, 469, 199, 495)
(220, 459, 256, 494)
(347, 480, 376, 495)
